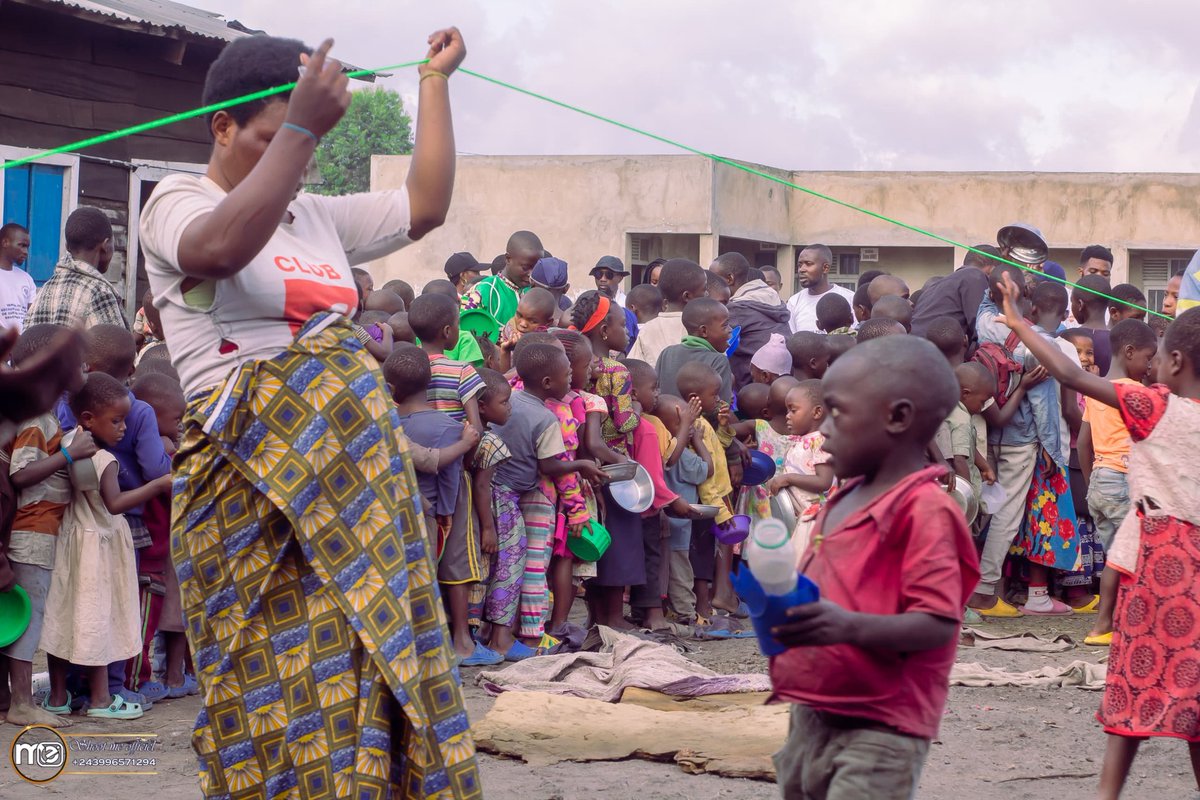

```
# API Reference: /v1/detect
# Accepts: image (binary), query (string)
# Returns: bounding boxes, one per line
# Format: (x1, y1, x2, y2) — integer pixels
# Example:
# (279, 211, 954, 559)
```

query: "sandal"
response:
(1020, 598, 1074, 616)
(1084, 631, 1113, 646)
(1070, 595, 1101, 613)
(712, 601, 751, 620)
(41, 690, 72, 716)
(138, 681, 169, 703)
(975, 598, 1024, 618)
(86, 692, 144, 720)
(502, 641, 538, 662)
(461, 642, 505, 667)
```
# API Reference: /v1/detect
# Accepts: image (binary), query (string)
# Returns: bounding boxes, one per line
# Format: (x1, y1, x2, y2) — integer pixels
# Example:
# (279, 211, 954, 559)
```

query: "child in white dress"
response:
(40, 373, 173, 720)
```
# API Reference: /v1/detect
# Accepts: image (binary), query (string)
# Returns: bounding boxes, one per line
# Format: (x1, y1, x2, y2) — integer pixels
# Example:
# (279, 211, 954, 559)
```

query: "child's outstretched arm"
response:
(99, 463, 172, 516)
(981, 366, 1047, 429)
(767, 465, 835, 496)
(539, 456, 607, 485)
(772, 602, 959, 652)
(11, 431, 97, 489)
(999, 273, 1118, 408)
(583, 411, 626, 465)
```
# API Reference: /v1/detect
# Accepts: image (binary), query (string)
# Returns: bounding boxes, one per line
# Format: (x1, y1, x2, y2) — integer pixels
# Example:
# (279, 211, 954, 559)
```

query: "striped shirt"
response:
(427, 353, 483, 422)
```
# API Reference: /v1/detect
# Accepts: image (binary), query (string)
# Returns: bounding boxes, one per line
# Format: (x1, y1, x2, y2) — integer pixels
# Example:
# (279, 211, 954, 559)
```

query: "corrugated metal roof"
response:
(29, 0, 375, 77)
(40, 0, 256, 42)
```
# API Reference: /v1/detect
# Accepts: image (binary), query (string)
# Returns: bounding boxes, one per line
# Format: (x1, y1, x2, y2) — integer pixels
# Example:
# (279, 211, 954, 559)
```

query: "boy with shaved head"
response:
(461, 229, 542, 326)
(770, 336, 978, 800)
(655, 298, 734, 404)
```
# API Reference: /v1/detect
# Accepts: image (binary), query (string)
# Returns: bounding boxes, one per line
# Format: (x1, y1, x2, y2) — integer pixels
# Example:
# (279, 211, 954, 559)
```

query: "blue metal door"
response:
(3, 164, 66, 285)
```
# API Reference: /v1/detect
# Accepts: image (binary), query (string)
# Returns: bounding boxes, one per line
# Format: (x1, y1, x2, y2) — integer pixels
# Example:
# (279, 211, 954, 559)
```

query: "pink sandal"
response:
(1020, 598, 1074, 616)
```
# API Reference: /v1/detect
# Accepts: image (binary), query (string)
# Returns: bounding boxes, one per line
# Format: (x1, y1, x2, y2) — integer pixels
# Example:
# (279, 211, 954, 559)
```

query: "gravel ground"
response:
(3, 614, 1197, 799)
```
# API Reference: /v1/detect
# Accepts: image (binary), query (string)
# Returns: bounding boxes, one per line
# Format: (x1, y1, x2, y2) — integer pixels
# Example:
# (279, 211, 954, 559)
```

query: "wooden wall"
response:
(0, 2, 219, 163)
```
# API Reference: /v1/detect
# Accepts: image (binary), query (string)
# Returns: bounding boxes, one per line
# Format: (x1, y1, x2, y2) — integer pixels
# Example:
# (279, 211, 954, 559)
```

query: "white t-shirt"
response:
(786, 284, 856, 333)
(140, 174, 412, 395)
(0, 266, 36, 332)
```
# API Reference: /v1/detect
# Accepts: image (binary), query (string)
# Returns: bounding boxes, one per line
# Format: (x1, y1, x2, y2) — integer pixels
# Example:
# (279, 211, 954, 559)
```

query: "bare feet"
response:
(6, 702, 73, 728)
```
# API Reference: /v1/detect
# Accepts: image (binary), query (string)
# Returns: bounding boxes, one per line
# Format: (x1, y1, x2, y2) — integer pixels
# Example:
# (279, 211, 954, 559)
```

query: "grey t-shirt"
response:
(492, 390, 566, 492)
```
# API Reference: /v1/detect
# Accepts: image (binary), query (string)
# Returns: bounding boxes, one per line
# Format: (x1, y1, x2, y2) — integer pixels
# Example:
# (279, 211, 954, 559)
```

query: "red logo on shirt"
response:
(283, 279, 358, 333)
(274, 256, 343, 281)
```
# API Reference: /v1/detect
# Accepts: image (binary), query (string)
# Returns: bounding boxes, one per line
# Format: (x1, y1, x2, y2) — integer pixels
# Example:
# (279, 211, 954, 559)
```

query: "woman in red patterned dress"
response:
(996, 274, 1200, 799)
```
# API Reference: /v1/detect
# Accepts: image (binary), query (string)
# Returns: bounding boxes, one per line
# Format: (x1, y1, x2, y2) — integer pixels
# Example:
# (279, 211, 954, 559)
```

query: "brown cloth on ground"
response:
(476, 626, 771, 701)
(950, 660, 1106, 689)
(958, 627, 1076, 652)
(472, 690, 785, 781)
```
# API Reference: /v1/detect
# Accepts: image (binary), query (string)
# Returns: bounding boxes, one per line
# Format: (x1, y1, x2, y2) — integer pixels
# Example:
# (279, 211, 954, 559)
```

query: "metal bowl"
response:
(997, 222, 1048, 266)
(947, 475, 980, 525)
(769, 490, 796, 526)
(689, 504, 721, 519)
(608, 464, 654, 513)
(600, 462, 640, 482)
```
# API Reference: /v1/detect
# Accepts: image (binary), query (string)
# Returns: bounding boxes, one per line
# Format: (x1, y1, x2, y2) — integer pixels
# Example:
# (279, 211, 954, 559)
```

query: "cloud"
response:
(192, 0, 1200, 172)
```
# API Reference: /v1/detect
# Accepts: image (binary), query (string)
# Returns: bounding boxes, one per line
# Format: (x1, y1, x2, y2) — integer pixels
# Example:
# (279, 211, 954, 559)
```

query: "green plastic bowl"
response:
(0, 584, 31, 648)
(567, 520, 612, 562)
(460, 308, 501, 343)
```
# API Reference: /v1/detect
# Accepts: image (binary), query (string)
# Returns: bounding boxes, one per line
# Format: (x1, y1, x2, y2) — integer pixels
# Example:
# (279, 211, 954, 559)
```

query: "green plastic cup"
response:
(0, 584, 31, 648)
(567, 520, 611, 562)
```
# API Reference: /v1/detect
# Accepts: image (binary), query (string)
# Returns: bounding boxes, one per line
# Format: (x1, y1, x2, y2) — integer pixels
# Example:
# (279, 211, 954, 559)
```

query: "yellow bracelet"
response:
(420, 70, 449, 83)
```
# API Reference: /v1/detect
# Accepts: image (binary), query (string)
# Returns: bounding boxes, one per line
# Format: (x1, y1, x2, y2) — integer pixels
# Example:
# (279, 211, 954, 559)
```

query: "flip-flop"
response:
(1084, 632, 1113, 646)
(712, 601, 751, 620)
(1020, 598, 1074, 616)
(461, 642, 505, 667)
(86, 692, 143, 720)
(41, 691, 71, 716)
(962, 607, 984, 625)
(975, 598, 1024, 618)
(1070, 595, 1101, 613)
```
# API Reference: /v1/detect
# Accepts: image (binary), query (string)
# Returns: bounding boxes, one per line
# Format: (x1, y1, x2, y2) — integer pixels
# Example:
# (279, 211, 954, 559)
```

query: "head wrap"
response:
(750, 333, 792, 376)
(580, 295, 611, 334)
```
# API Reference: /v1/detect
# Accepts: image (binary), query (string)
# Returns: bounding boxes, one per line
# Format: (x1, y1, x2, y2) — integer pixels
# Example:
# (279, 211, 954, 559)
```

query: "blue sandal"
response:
(502, 641, 538, 662)
(461, 642, 505, 667)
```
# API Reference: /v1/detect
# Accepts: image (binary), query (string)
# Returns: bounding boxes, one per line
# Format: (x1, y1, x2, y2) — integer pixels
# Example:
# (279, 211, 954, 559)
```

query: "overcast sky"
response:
(191, 1, 1200, 173)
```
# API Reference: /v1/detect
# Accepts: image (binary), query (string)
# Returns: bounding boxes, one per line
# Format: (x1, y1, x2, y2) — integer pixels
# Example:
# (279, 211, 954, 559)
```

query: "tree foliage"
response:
(312, 87, 413, 195)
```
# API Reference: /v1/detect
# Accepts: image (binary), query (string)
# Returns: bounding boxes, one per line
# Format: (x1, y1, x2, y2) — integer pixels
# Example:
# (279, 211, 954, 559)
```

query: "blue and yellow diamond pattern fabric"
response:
(171, 313, 481, 799)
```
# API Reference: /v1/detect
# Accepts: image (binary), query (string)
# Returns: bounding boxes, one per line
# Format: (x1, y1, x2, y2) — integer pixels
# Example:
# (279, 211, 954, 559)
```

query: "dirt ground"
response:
(3, 614, 1198, 800)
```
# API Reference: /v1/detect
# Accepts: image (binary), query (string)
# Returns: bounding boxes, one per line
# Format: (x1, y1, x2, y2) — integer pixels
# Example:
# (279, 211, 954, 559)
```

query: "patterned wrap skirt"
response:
(171, 313, 481, 799)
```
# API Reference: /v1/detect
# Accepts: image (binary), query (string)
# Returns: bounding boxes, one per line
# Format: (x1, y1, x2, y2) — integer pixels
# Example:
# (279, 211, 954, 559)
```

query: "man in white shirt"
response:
(785, 244, 855, 332)
(0, 223, 35, 332)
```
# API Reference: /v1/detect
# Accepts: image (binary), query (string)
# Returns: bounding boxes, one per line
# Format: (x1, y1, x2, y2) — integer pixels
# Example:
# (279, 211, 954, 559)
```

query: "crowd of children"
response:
(1, 316, 196, 726)
(2, 220, 1196, 800)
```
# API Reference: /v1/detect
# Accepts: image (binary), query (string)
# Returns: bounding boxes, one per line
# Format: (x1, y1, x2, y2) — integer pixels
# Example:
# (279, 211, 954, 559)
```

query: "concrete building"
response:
(370, 154, 1200, 312)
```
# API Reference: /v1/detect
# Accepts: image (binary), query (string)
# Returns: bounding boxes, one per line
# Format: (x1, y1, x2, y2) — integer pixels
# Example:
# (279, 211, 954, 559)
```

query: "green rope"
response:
(459, 67, 1171, 321)
(0, 59, 429, 172)
(0, 57, 1170, 320)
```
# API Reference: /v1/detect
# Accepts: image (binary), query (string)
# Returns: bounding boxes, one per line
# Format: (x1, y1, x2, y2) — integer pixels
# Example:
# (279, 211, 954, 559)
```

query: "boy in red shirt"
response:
(770, 335, 980, 799)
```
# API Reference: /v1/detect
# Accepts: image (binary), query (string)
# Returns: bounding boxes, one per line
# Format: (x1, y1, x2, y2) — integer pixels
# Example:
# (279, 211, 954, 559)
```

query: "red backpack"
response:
(972, 329, 1024, 408)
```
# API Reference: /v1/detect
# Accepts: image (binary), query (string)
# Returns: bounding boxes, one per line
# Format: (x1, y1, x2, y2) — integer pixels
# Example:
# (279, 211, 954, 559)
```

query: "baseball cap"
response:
(590, 255, 629, 276)
(444, 252, 482, 280)
(531, 257, 569, 289)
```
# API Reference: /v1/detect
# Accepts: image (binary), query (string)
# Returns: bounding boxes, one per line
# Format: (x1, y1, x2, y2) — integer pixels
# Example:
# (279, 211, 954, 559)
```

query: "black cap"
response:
(444, 252, 482, 280)
(590, 255, 629, 276)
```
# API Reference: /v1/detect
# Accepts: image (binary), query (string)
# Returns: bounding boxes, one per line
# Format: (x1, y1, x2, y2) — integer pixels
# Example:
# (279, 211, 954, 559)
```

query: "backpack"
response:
(972, 329, 1023, 408)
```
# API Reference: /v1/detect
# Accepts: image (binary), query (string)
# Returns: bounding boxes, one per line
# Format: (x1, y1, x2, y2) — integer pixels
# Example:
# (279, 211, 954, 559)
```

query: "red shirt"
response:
(769, 466, 979, 739)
